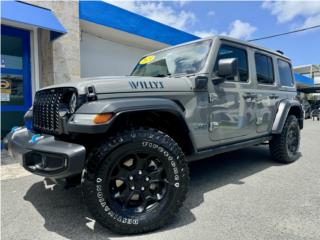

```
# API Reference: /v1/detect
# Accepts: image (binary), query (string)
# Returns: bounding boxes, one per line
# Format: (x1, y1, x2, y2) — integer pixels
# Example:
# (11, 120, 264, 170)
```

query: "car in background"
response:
(300, 99, 311, 119)
(311, 108, 320, 121)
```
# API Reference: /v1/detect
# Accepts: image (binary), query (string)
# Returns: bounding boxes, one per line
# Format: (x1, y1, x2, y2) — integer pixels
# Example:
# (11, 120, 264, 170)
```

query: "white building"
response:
(0, 0, 198, 135)
(294, 64, 320, 85)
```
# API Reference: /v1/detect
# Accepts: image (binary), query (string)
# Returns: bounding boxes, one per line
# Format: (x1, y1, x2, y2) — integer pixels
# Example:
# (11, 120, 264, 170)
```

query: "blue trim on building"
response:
(1, 68, 23, 75)
(79, 0, 199, 46)
(294, 73, 314, 87)
(1, 0, 66, 40)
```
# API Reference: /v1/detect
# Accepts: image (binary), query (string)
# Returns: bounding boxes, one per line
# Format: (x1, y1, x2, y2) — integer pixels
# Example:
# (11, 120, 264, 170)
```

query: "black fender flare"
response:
(69, 98, 195, 150)
(272, 99, 303, 134)
(75, 98, 185, 116)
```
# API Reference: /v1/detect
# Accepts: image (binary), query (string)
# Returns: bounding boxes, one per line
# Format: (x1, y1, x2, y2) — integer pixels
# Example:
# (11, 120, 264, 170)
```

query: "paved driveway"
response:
(1, 120, 320, 240)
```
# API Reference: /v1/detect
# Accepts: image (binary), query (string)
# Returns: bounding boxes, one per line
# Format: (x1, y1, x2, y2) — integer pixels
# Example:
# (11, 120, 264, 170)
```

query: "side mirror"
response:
(217, 58, 238, 78)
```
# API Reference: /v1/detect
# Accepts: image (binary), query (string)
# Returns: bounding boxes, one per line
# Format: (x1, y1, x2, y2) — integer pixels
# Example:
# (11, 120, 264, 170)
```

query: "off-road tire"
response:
(269, 115, 300, 163)
(82, 128, 189, 234)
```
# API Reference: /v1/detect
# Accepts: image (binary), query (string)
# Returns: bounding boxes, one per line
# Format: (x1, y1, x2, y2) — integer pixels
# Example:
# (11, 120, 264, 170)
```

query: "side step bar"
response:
(187, 136, 271, 162)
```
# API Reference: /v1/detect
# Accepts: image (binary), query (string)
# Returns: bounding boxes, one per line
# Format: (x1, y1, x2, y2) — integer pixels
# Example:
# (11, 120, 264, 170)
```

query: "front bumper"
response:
(4, 127, 86, 178)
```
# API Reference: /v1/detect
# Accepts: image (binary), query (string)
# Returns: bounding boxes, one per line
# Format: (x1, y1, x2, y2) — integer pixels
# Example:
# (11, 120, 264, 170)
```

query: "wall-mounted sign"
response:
(0, 55, 22, 69)
(1, 58, 5, 68)
(1, 79, 11, 102)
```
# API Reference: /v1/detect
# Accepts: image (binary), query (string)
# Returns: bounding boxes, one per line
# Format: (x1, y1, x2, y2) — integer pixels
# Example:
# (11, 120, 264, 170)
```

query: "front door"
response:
(1, 25, 32, 138)
(208, 43, 256, 143)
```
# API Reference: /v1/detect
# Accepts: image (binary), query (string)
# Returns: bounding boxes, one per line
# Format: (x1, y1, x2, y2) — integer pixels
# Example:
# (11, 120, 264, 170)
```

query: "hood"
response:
(39, 76, 193, 95)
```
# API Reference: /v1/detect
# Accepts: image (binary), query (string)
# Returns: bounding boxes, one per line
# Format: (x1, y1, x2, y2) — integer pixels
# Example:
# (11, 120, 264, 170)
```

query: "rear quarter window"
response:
(277, 59, 294, 87)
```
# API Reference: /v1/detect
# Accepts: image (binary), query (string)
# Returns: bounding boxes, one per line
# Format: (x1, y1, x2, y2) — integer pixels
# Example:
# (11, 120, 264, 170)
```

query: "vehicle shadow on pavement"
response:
(23, 181, 117, 239)
(1, 150, 19, 165)
(23, 145, 282, 239)
(159, 146, 283, 232)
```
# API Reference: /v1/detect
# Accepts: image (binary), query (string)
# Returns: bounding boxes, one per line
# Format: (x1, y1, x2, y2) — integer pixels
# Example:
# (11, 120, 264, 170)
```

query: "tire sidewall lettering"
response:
(142, 141, 181, 188)
(95, 177, 139, 225)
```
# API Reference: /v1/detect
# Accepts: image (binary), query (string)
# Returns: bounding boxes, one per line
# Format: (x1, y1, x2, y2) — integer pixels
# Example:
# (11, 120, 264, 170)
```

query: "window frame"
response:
(277, 59, 294, 87)
(254, 52, 275, 85)
(213, 43, 250, 83)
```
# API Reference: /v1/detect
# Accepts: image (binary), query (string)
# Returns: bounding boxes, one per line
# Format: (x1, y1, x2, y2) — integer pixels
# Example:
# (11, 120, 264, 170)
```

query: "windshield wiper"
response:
(153, 73, 171, 78)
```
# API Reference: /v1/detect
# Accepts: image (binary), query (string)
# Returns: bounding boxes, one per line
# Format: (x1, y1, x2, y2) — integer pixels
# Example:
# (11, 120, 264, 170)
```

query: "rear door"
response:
(253, 51, 278, 134)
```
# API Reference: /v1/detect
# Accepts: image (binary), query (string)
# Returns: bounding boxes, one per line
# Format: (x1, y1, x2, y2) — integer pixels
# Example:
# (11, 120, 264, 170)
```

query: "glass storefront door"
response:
(1, 25, 32, 138)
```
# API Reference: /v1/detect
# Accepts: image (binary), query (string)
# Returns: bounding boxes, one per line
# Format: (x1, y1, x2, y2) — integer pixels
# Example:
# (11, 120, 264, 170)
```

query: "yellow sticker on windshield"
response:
(139, 55, 155, 64)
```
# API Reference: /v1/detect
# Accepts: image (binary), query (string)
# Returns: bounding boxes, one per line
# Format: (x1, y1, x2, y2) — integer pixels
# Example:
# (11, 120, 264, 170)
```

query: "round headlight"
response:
(69, 93, 77, 113)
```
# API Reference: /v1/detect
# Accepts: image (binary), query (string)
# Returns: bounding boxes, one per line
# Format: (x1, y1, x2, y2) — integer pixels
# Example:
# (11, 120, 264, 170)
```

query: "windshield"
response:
(131, 40, 212, 77)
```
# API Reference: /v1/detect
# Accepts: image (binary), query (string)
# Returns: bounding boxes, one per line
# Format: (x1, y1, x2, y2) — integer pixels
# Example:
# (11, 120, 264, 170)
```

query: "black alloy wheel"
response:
(106, 151, 169, 215)
(286, 123, 300, 158)
(82, 128, 189, 234)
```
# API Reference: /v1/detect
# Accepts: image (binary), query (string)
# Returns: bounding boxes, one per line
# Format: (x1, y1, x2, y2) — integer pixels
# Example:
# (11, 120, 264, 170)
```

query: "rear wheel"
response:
(82, 128, 189, 234)
(269, 115, 300, 163)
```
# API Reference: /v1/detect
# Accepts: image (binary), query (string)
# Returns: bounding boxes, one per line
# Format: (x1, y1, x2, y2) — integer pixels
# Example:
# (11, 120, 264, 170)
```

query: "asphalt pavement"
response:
(1, 120, 320, 240)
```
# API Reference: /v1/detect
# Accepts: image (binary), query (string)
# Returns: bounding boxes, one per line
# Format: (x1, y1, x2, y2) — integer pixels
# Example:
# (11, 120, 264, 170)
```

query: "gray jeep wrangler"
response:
(5, 36, 303, 234)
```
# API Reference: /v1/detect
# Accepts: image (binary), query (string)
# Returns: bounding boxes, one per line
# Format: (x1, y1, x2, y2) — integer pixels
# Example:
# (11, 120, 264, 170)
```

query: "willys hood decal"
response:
(39, 76, 193, 95)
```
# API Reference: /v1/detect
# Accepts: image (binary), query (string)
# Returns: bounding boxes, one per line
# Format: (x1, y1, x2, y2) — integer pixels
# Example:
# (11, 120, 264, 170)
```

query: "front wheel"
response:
(82, 128, 189, 234)
(269, 115, 301, 163)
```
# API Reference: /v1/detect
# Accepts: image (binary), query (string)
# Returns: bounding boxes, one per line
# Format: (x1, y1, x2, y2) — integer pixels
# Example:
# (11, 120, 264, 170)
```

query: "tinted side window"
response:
(214, 45, 248, 82)
(278, 59, 294, 86)
(255, 53, 274, 84)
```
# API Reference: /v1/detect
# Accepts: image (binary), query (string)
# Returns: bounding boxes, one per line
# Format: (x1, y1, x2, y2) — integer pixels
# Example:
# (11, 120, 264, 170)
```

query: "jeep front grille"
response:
(32, 88, 76, 135)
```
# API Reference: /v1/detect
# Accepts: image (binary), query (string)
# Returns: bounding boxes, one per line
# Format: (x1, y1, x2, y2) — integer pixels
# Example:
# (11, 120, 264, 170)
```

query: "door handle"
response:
(269, 94, 279, 99)
(243, 93, 252, 99)
(243, 93, 257, 99)
(250, 93, 258, 99)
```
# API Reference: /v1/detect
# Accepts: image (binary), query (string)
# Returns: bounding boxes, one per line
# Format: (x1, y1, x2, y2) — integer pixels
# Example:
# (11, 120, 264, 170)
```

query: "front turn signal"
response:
(93, 113, 113, 124)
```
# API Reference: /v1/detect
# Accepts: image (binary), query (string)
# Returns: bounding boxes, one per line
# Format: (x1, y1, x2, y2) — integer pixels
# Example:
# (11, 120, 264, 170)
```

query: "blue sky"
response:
(106, 1, 320, 66)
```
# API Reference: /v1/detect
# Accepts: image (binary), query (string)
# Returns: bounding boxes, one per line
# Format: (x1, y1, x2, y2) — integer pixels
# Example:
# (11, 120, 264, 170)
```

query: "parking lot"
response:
(1, 120, 320, 240)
